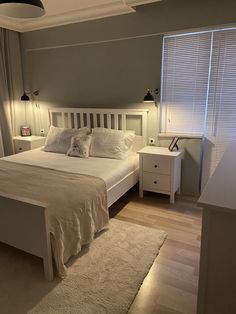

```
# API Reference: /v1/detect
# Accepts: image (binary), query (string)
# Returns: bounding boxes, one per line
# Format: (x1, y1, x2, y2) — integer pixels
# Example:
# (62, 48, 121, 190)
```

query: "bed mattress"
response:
(2, 148, 139, 190)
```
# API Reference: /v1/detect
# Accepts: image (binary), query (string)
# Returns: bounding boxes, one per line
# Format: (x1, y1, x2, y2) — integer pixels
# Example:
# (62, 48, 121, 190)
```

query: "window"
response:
(161, 27, 236, 186)
(161, 32, 212, 135)
(202, 29, 236, 186)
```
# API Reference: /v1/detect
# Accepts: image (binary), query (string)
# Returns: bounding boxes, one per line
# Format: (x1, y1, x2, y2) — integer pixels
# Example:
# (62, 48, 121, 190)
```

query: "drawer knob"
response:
(154, 181, 158, 184)
(154, 164, 159, 168)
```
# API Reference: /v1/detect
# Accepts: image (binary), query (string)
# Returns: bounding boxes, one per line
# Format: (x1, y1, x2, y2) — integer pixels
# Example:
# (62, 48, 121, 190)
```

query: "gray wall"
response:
(20, 0, 236, 196)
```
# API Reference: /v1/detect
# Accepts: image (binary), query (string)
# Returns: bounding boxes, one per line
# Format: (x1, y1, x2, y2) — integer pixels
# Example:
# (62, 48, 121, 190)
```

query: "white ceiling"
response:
(0, 0, 162, 33)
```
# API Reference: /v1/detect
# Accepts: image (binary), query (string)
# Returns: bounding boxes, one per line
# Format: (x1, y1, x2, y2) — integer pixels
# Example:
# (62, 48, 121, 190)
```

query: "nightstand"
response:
(13, 136, 46, 154)
(138, 146, 184, 204)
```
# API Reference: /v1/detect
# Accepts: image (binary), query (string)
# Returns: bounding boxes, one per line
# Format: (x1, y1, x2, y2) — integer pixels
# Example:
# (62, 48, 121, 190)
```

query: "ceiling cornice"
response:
(125, 0, 161, 5)
(21, 2, 135, 32)
(0, 0, 162, 33)
(0, 16, 22, 32)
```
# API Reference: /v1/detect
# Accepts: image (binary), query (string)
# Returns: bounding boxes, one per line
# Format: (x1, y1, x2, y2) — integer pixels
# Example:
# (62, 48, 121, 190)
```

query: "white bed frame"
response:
(0, 108, 148, 281)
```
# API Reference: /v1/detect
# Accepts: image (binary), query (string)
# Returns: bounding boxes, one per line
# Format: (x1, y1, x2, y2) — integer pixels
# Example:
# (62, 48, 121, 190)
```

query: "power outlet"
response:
(40, 129, 45, 136)
(148, 137, 155, 145)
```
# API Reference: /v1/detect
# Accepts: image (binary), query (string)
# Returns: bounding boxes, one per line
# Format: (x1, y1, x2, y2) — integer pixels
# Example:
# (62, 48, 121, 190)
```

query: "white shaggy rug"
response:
(0, 219, 167, 314)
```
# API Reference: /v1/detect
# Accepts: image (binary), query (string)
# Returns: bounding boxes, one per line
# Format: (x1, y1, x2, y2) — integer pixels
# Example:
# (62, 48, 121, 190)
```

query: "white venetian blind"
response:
(161, 32, 212, 134)
(202, 29, 236, 187)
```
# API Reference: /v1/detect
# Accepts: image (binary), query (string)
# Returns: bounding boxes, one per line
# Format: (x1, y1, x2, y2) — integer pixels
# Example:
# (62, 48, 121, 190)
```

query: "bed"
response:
(0, 108, 148, 280)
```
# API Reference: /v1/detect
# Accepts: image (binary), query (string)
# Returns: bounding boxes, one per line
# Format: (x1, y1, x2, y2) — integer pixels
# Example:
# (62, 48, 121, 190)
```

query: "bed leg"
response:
(43, 219, 54, 281)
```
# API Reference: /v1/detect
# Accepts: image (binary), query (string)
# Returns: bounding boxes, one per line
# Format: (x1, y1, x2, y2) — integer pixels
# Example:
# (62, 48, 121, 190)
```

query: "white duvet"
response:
(2, 148, 139, 190)
(0, 159, 108, 278)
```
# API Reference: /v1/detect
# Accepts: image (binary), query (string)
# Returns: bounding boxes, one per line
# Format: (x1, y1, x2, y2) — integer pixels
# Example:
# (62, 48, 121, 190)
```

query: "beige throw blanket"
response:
(0, 160, 108, 278)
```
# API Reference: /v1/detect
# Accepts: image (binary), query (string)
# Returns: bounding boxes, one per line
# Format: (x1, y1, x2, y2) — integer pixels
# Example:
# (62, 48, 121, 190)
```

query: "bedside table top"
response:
(137, 146, 184, 157)
(13, 136, 45, 142)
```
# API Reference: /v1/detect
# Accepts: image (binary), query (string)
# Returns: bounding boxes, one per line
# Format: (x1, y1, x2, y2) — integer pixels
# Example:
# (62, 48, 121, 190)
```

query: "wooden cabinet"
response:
(138, 146, 183, 203)
(13, 136, 46, 153)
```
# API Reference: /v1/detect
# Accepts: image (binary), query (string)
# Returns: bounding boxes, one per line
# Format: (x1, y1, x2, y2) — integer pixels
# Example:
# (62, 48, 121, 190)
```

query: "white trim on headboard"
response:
(48, 107, 149, 150)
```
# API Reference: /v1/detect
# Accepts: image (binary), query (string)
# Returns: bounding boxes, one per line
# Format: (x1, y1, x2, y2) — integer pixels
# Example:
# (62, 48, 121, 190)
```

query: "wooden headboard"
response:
(48, 108, 149, 151)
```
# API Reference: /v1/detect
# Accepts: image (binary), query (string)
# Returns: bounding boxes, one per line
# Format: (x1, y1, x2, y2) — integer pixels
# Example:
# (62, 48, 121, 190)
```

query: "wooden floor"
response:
(109, 186, 202, 314)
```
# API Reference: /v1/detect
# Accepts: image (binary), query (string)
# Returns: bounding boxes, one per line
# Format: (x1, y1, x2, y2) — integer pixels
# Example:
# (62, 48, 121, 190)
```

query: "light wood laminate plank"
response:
(110, 187, 202, 314)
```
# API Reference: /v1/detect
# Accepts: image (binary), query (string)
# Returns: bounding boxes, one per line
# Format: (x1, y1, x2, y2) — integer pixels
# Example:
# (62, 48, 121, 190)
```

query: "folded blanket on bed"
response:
(0, 160, 108, 278)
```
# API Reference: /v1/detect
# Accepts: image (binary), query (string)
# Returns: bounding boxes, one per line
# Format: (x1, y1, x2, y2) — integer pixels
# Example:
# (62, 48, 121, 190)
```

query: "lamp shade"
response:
(0, 0, 45, 18)
(21, 92, 30, 101)
(143, 90, 155, 103)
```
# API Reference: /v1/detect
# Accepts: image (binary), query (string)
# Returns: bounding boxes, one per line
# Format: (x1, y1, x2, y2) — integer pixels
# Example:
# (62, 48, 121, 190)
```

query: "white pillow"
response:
(44, 126, 90, 154)
(90, 128, 135, 160)
(67, 134, 92, 158)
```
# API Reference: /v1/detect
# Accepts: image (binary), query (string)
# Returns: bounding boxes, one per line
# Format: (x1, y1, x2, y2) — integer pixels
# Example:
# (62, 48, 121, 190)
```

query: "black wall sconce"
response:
(143, 88, 159, 106)
(21, 90, 39, 101)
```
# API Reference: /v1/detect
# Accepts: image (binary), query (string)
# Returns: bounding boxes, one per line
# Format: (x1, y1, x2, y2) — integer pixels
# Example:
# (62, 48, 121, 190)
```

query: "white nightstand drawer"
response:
(13, 136, 46, 154)
(143, 155, 171, 175)
(14, 141, 30, 153)
(143, 172, 171, 192)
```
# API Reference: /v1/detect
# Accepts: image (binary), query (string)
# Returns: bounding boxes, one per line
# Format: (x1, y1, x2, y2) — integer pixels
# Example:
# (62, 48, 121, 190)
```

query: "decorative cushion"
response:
(67, 134, 92, 158)
(90, 127, 135, 160)
(44, 126, 90, 154)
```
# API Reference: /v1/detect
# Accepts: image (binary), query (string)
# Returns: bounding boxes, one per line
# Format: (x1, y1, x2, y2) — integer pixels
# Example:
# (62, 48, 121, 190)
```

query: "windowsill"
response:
(158, 133, 203, 139)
